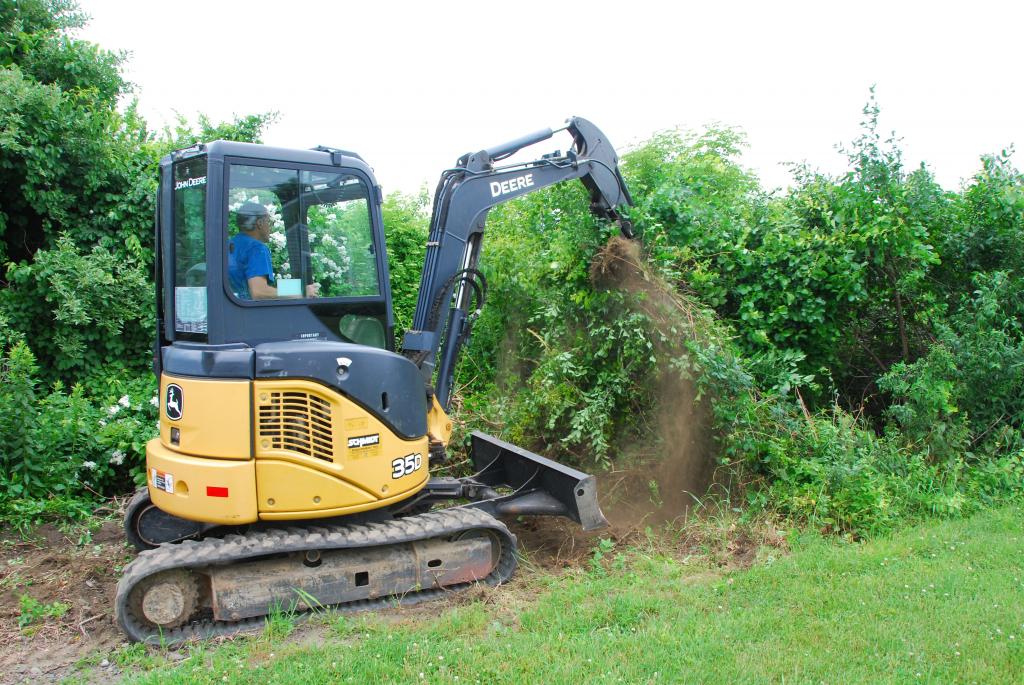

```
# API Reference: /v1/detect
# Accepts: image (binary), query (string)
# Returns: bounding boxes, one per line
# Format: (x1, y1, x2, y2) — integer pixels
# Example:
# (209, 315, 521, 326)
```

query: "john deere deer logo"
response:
(166, 384, 184, 421)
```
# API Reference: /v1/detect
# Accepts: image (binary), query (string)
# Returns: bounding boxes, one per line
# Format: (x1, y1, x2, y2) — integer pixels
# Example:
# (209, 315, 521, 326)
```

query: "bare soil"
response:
(0, 521, 131, 684)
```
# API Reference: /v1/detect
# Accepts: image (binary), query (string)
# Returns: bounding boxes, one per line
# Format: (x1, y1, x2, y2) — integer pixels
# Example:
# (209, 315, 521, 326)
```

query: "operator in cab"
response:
(228, 202, 319, 299)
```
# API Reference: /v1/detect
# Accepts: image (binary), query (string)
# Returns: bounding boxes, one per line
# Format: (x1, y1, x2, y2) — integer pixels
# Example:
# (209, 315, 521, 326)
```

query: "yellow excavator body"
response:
(148, 373, 432, 525)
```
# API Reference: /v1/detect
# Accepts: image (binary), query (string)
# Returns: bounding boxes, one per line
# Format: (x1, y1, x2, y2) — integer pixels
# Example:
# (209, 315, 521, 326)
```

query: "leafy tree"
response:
(624, 94, 954, 413)
(0, 0, 124, 262)
(381, 189, 430, 336)
(0, 0, 274, 380)
(936, 148, 1024, 293)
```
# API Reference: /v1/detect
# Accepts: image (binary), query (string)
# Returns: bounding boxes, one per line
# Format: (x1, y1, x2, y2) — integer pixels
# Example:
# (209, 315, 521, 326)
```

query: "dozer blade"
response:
(466, 431, 609, 531)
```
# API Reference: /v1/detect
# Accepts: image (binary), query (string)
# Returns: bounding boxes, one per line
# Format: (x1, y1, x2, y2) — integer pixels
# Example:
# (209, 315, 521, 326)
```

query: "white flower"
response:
(118, 395, 131, 408)
(269, 233, 286, 248)
(108, 405, 120, 416)
(98, 419, 107, 427)
(110, 450, 127, 466)
(322, 234, 337, 247)
(149, 396, 159, 408)
(264, 203, 285, 231)
(82, 461, 97, 470)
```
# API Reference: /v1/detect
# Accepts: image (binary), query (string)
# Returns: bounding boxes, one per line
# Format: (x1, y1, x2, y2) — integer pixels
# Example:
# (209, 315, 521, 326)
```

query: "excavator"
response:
(115, 117, 634, 643)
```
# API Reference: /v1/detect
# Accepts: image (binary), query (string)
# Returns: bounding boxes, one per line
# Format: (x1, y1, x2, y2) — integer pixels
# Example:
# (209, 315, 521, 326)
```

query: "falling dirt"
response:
(588, 235, 718, 533)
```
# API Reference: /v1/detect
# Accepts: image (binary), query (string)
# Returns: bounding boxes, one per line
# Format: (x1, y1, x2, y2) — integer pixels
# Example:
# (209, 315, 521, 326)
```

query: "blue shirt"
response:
(228, 233, 275, 298)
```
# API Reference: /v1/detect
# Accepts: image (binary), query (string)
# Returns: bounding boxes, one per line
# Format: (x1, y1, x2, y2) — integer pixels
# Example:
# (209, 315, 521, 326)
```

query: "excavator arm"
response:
(402, 116, 634, 408)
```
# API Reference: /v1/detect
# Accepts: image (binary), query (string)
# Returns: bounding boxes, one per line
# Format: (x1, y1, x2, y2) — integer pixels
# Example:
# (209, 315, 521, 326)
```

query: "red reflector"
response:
(206, 486, 229, 498)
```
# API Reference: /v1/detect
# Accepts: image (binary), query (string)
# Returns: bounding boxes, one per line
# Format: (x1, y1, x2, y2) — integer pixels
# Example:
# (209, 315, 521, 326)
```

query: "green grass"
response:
(117, 506, 1024, 684)
(18, 593, 69, 628)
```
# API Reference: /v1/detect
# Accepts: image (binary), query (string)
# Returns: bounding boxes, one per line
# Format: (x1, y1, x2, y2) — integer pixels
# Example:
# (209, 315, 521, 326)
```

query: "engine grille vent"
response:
(258, 391, 334, 462)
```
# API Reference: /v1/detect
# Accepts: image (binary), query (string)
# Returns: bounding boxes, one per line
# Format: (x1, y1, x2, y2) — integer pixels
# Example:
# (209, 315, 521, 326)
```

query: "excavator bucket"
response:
(467, 431, 609, 531)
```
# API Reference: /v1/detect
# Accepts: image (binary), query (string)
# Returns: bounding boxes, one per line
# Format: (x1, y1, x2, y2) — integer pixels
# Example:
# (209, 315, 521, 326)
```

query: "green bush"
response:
(3, 234, 152, 378)
(382, 189, 430, 337)
(880, 270, 1024, 459)
(453, 182, 657, 466)
(0, 342, 51, 499)
(0, 341, 156, 526)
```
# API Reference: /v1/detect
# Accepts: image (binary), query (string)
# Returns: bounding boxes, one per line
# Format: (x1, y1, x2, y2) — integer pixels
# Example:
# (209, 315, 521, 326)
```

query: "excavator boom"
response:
(403, 117, 633, 408)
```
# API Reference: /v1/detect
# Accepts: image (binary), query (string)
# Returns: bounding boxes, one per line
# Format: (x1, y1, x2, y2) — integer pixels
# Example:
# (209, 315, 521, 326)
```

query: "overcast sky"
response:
(76, 0, 1022, 195)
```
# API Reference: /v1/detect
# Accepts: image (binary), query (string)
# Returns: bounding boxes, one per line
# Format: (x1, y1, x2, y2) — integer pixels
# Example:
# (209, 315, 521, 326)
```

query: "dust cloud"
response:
(588, 236, 716, 531)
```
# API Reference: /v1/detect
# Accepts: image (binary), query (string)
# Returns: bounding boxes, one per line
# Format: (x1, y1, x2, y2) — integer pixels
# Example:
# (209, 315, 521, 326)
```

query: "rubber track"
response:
(115, 507, 517, 644)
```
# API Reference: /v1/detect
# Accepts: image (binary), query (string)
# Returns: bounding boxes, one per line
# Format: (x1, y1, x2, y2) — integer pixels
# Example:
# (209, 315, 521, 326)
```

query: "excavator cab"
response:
(118, 118, 632, 643)
(148, 142, 436, 532)
(166, 144, 393, 350)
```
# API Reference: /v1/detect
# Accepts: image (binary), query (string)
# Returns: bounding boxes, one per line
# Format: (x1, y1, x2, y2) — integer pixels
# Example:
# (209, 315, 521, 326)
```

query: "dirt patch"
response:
(724, 533, 759, 570)
(512, 517, 606, 569)
(0, 521, 130, 684)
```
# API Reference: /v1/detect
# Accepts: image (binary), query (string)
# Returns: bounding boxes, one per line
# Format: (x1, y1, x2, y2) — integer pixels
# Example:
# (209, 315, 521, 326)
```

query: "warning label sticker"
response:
(151, 468, 174, 494)
(344, 417, 369, 431)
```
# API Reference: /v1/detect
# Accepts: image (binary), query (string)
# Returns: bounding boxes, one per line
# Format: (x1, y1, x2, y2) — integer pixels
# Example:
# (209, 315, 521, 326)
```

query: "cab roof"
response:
(163, 140, 378, 186)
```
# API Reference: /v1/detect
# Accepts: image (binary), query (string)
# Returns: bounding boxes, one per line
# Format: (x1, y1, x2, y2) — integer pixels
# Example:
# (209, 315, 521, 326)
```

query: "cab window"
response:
(172, 156, 208, 338)
(301, 170, 379, 298)
(227, 165, 297, 298)
(226, 164, 380, 300)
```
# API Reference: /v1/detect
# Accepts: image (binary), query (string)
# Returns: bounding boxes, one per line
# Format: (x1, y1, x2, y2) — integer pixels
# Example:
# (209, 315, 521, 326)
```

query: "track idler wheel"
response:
(127, 569, 200, 629)
(124, 488, 204, 551)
